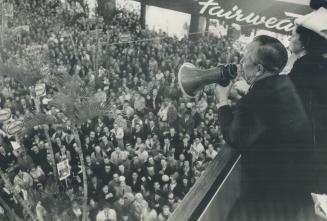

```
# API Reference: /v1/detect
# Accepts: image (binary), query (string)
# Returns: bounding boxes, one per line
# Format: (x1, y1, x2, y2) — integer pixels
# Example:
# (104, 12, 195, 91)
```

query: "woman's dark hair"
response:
(296, 25, 327, 55)
(310, 0, 327, 10)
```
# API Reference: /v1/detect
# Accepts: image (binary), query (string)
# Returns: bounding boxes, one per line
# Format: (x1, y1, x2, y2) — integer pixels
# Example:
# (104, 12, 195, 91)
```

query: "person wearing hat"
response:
(284, 5, 327, 220)
(288, 5, 327, 194)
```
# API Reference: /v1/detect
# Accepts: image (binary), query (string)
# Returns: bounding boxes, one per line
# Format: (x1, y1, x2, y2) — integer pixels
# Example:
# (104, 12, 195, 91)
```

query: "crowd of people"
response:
(0, 0, 242, 220)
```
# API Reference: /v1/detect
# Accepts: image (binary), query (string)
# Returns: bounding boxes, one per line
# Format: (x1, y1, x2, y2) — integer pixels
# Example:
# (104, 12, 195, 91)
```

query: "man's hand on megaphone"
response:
(234, 80, 250, 96)
(214, 82, 233, 104)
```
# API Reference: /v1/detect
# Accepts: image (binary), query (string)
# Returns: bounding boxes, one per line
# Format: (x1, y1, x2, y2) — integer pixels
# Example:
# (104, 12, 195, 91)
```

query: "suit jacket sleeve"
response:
(218, 98, 265, 149)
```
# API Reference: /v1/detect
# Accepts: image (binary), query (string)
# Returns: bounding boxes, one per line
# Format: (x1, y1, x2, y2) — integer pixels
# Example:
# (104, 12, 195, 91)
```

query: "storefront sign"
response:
(198, 0, 301, 32)
(137, 0, 312, 34)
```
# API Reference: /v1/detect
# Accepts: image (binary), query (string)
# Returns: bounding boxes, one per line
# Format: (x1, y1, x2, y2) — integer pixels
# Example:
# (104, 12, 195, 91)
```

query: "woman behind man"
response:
(286, 6, 327, 220)
(287, 6, 327, 191)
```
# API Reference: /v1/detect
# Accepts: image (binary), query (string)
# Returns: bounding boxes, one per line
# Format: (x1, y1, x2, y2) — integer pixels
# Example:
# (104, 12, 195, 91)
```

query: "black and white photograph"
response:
(0, 0, 326, 220)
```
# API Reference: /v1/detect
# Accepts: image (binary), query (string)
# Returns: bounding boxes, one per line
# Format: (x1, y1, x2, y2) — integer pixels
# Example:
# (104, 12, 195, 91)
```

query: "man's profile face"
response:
(240, 41, 260, 84)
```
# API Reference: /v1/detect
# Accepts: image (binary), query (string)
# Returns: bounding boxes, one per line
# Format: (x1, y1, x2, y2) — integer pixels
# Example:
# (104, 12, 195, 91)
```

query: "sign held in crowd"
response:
(57, 159, 71, 181)
(11, 25, 30, 35)
(120, 32, 132, 42)
(3, 3, 13, 17)
(0, 108, 12, 122)
(35, 83, 46, 97)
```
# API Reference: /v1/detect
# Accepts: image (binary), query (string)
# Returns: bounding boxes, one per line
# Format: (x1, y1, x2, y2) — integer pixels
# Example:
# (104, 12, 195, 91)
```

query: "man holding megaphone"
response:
(179, 35, 315, 219)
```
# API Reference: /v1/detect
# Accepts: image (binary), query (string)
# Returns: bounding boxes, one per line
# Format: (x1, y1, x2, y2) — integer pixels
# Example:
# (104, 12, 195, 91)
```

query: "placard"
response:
(0, 109, 11, 122)
(6, 120, 24, 136)
(10, 141, 21, 150)
(120, 33, 132, 42)
(3, 3, 13, 17)
(57, 159, 71, 181)
(12, 25, 30, 35)
(25, 44, 45, 56)
(35, 83, 46, 97)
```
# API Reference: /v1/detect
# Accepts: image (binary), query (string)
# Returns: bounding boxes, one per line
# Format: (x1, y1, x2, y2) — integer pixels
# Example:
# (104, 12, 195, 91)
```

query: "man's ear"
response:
(256, 64, 264, 76)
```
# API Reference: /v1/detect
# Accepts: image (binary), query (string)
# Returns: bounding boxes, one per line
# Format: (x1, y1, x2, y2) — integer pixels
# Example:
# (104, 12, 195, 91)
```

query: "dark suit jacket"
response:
(127, 178, 142, 193)
(218, 75, 312, 194)
(167, 104, 178, 128)
(144, 125, 160, 137)
(169, 182, 183, 198)
(178, 116, 195, 134)
(168, 133, 180, 147)
(289, 54, 327, 192)
(88, 180, 103, 199)
(147, 95, 161, 113)
(289, 54, 327, 145)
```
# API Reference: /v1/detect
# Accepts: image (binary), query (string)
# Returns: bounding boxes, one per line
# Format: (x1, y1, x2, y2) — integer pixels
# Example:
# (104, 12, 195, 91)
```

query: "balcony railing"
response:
(168, 146, 241, 221)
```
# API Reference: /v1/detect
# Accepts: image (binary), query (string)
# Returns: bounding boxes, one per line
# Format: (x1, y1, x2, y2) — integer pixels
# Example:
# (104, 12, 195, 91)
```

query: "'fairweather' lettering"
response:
(198, 0, 298, 33)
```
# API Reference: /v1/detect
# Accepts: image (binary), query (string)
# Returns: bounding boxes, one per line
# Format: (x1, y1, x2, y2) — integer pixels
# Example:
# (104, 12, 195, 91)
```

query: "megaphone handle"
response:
(219, 65, 231, 87)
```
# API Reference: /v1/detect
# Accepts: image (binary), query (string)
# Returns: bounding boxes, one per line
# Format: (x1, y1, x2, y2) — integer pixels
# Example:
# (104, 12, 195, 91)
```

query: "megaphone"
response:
(178, 63, 240, 98)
